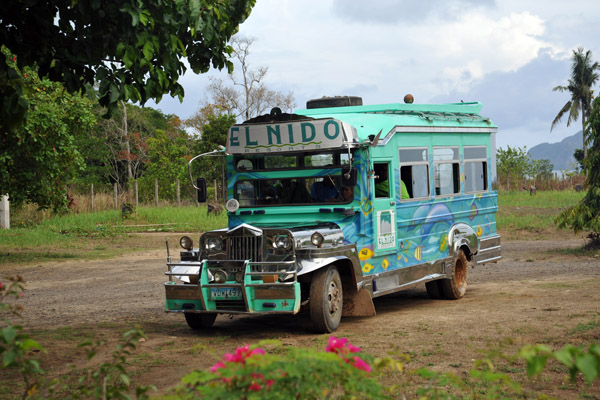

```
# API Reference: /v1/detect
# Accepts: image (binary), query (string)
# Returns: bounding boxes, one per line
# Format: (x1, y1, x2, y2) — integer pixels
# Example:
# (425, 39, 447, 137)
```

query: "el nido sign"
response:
(227, 119, 351, 153)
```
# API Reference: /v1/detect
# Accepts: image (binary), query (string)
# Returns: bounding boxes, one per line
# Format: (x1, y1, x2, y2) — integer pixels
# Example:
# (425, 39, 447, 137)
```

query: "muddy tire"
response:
(310, 266, 343, 333)
(425, 280, 444, 299)
(184, 313, 217, 330)
(440, 250, 469, 299)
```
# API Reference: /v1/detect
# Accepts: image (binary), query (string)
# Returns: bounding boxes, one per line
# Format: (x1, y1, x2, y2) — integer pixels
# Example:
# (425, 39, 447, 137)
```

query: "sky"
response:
(149, 0, 600, 151)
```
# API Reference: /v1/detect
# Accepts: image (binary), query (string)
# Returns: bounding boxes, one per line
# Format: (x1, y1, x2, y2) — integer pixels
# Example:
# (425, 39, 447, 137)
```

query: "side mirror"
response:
(196, 177, 207, 203)
(341, 167, 358, 187)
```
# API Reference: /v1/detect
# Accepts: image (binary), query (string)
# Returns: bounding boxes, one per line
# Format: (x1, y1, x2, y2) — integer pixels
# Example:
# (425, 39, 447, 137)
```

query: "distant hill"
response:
(527, 130, 582, 171)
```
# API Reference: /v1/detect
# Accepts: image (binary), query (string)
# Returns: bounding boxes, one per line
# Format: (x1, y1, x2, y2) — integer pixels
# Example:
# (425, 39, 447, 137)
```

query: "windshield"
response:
(235, 176, 355, 206)
(233, 150, 355, 207)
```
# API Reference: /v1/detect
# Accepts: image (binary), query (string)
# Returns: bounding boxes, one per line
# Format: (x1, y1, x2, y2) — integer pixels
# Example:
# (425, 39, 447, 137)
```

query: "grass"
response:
(0, 205, 227, 265)
(497, 190, 584, 239)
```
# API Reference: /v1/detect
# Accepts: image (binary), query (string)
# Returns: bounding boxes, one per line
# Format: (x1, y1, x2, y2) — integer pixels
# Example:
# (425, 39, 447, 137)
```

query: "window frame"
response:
(398, 147, 430, 201)
(433, 146, 460, 197)
(463, 146, 488, 194)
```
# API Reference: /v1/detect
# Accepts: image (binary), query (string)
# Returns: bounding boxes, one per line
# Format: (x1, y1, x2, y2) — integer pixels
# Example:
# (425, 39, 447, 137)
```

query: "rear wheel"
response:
(184, 313, 217, 330)
(440, 250, 469, 299)
(310, 266, 343, 333)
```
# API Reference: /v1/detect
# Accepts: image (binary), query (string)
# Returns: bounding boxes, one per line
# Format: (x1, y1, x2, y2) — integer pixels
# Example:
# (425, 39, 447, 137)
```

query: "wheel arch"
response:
(448, 223, 478, 261)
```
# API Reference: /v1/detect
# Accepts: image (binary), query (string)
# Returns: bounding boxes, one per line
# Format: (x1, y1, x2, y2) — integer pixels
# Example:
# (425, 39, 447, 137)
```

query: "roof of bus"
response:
(295, 101, 497, 142)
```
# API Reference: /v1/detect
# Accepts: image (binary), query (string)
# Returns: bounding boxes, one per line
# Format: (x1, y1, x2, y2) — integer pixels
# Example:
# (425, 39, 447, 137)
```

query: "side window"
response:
(399, 148, 429, 200)
(434, 147, 460, 196)
(374, 163, 391, 198)
(464, 146, 488, 193)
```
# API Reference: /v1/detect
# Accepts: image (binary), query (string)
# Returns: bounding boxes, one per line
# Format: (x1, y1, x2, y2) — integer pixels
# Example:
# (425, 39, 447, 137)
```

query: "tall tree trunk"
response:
(122, 102, 133, 182)
(582, 108, 587, 159)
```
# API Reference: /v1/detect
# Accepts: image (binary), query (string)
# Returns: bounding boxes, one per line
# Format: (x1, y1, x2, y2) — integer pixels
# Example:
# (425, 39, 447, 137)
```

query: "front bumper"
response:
(164, 258, 301, 314)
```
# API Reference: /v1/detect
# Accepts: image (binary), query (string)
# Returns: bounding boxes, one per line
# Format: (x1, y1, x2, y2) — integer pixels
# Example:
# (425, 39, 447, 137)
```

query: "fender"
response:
(448, 223, 478, 260)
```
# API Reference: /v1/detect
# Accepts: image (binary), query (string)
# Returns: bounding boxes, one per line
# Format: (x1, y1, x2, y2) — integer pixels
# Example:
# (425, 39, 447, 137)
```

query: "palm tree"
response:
(551, 46, 600, 158)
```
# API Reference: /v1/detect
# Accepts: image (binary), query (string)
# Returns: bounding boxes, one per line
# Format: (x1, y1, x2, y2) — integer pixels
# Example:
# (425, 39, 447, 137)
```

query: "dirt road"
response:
(2, 236, 600, 398)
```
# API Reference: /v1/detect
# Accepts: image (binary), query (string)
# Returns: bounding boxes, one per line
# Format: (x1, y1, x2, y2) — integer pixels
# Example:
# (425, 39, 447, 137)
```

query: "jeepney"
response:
(164, 96, 502, 333)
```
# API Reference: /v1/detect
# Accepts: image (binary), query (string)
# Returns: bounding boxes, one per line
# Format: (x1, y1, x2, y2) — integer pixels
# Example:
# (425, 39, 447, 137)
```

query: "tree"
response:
(187, 107, 236, 199)
(0, 69, 96, 210)
(556, 96, 600, 243)
(207, 35, 295, 121)
(551, 47, 600, 158)
(573, 148, 585, 172)
(139, 116, 190, 202)
(496, 146, 530, 189)
(0, 0, 255, 134)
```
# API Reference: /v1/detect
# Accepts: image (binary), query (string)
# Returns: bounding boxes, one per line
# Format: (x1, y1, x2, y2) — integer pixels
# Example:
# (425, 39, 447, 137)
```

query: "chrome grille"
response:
(228, 235, 262, 261)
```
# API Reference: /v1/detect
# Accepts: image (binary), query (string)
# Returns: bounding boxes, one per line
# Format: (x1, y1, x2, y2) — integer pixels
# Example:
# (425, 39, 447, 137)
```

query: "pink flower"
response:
(348, 343, 361, 353)
(211, 361, 226, 373)
(266, 379, 274, 388)
(326, 336, 348, 354)
(248, 382, 262, 391)
(351, 356, 371, 372)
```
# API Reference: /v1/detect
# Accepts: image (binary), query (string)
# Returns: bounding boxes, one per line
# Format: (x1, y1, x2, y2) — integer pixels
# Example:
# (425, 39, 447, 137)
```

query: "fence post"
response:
(134, 180, 139, 207)
(155, 178, 159, 206)
(113, 183, 118, 209)
(90, 184, 94, 211)
(0, 195, 9, 229)
(176, 178, 181, 206)
(214, 179, 218, 202)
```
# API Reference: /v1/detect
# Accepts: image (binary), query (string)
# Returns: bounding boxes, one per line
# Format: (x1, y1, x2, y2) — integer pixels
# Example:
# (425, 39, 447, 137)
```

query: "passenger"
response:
(400, 180, 410, 199)
(341, 186, 354, 202)
(374, 167, 389, 197)
(258, 180, 277, 203)
(310, 177, 339, 202)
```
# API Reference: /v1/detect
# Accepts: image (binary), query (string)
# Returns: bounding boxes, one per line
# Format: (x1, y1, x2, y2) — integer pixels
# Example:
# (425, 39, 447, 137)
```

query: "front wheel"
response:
(440, 249, 469, 300)
(310, 266, 343, 333)
(184, 312, 217, 330)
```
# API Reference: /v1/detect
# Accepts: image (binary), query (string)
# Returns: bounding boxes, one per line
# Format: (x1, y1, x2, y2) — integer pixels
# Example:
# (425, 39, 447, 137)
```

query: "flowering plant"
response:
(175, 337, 386, 399)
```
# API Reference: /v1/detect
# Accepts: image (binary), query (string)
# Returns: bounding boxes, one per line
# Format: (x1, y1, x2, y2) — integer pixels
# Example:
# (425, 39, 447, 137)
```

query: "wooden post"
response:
(176, 178, 181, 206)
(214, 179, 218, 202)
(113, 183, 118, 209)
(90, 184, 94, 211)
(155, 178, 159, 206)
(134, 180, 139, 207)
(0, 195, 9, 229)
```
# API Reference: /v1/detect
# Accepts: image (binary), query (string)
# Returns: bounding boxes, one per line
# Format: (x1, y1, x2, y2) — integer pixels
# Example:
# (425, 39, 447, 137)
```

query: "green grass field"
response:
(0, 190, 586, 264)
(497, 190, 585, 239)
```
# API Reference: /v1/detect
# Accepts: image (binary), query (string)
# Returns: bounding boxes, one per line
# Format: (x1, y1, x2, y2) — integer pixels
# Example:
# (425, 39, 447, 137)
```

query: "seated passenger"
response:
(310, 177, 339, 202)
(257, 181, 277, 203)
(341, 186, 354, 202)
(400, 180, 410, 199)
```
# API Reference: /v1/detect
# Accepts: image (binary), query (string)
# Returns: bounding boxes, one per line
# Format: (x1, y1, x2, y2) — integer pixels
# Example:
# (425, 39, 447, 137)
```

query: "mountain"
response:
(527, 130, 583, 171)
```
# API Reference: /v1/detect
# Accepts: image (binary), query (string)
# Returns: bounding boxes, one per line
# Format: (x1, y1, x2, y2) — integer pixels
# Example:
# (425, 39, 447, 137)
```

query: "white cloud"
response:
(149, 0, 600, 151)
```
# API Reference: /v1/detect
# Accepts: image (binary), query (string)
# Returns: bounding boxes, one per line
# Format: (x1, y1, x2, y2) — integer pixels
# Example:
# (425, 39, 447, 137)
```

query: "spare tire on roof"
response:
(306, 96, 363, 109)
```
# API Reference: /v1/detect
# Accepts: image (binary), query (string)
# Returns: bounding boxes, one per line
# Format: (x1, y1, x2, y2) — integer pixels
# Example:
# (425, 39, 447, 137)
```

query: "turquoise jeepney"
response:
(164, 96, 502, 333)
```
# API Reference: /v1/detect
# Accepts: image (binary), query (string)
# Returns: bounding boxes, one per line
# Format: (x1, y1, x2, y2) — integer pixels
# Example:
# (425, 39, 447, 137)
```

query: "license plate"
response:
(210, 287, 243, 300)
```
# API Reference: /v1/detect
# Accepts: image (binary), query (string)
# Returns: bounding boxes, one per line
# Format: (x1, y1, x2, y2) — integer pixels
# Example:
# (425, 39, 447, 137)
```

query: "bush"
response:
(170, 337, 392, 399)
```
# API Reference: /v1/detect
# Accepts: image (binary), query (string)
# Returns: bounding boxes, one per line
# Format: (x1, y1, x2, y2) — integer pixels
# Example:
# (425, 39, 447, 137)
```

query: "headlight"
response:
(214, 269, 227, 283)
(311, 231, 324, 247)
(274, 235, 292, 250)
(235, 271, 244, 283)
(206, 237, 223, 251)
(179, 236, 193, 250)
